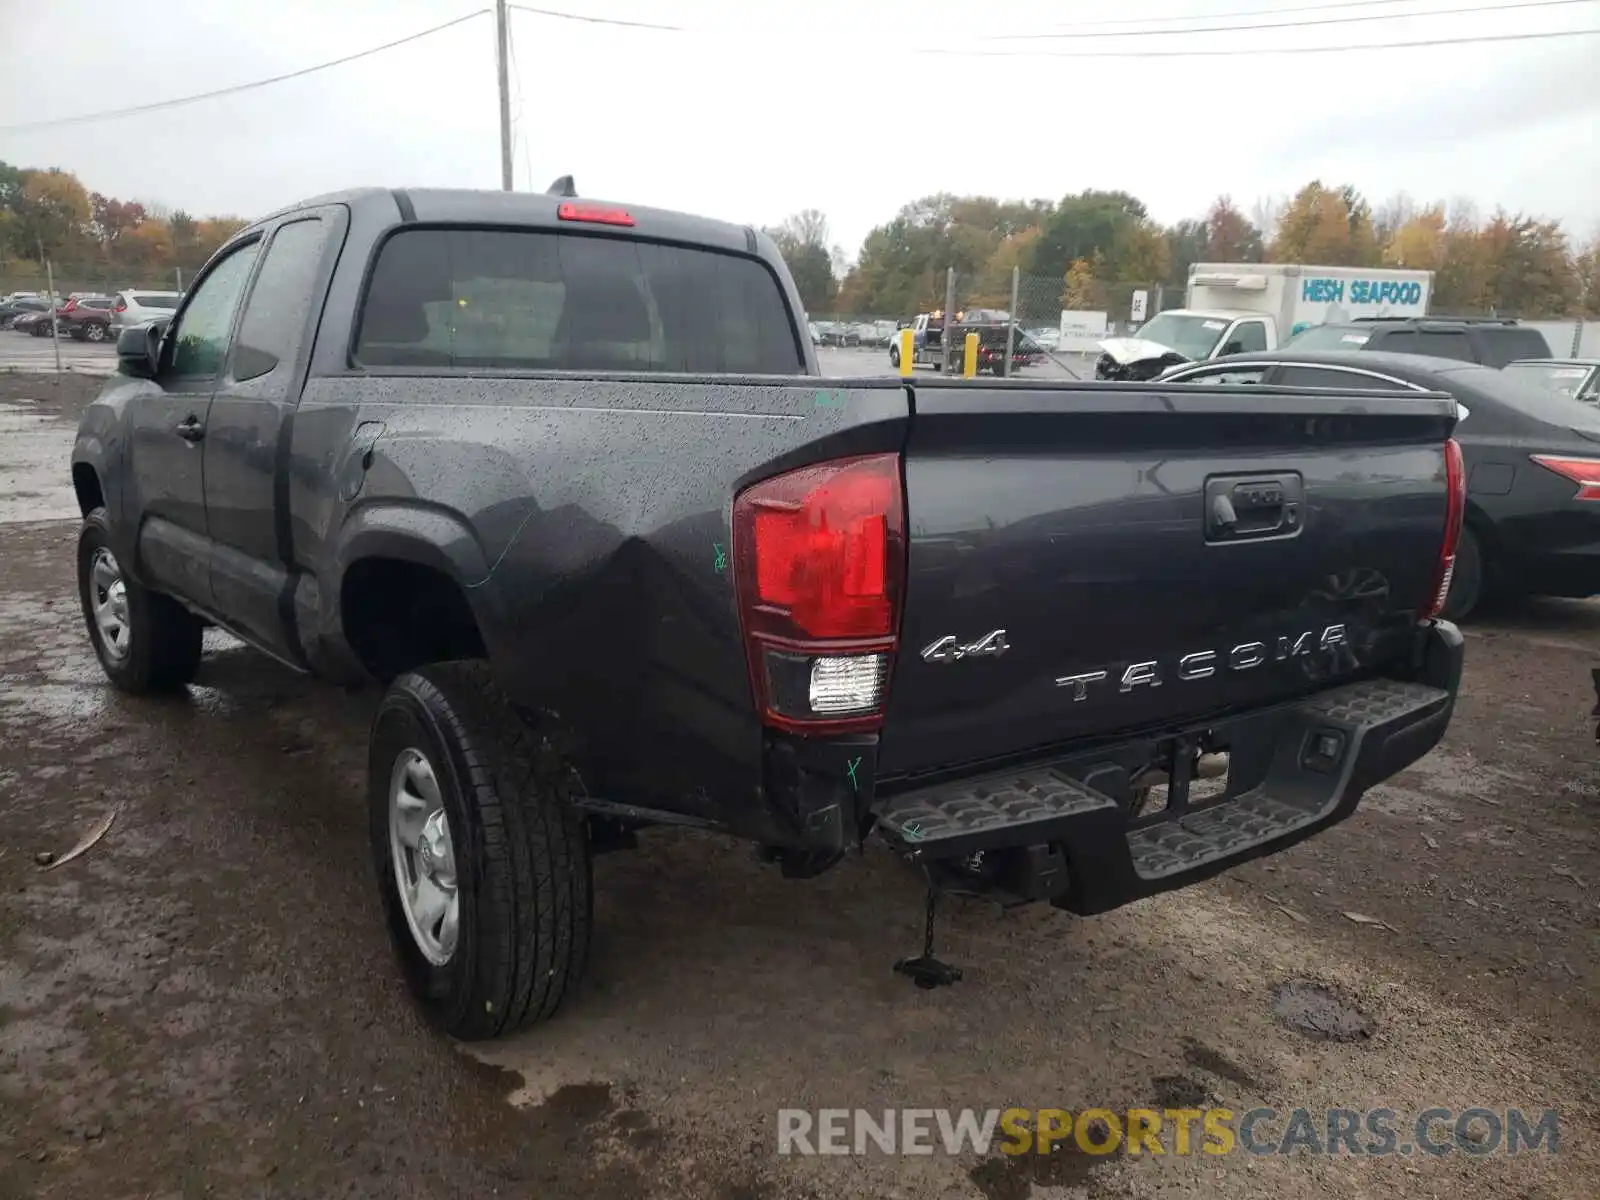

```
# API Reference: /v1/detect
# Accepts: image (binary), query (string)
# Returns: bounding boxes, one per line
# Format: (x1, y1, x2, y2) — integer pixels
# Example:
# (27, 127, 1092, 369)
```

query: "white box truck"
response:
(1095, 262, 1434, 379)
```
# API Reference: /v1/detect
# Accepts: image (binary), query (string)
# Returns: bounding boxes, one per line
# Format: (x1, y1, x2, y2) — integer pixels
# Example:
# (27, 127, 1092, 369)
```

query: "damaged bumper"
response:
(1093, 336, 1191, 381)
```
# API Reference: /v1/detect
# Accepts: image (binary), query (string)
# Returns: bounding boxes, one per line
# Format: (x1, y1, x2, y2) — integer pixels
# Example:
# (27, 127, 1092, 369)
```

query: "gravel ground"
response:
(0, 374, 1596, 1199)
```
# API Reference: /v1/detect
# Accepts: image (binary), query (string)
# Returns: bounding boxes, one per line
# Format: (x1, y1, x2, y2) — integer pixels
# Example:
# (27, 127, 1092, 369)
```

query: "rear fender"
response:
(309, 503, 506, 679)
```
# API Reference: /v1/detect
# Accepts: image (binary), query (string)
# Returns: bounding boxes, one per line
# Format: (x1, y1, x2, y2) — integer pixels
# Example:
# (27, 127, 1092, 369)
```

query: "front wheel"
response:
(82, 322, 107, 343)
(888, 344, 900, 368)
(369, 662, 593, 1040)
(77, 508, 203, 692)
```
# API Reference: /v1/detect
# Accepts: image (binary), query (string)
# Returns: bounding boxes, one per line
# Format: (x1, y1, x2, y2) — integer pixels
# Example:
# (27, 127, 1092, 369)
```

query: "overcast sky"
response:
(2, 0, 1597, 258)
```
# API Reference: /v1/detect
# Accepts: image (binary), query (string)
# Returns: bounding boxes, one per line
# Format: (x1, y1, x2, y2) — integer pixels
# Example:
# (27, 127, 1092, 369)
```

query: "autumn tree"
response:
(193, 217, 248, 262)
(1269, 181, 1380, 266)
(1061, 257, 1100, 310)
(90, 192, 146, 255)
(1204, 196, 1262, 263)
(12, 168, 92, 261)
(1383, 204, 1446, 271)
(1477, 212, 1578, 317)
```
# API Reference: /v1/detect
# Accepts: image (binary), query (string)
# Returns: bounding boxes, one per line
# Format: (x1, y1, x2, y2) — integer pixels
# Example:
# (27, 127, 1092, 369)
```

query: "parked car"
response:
(72, 184, 1462, 1038)
(1161, 348, 1600, 619)
(14, 306, 65, 336)
(1504, 358, 1600, 403)
(0, 296, 52, 329)
(1282, 316, 1552, 368)
(110, 289, 183, 332)
(59, 296, 117, 342)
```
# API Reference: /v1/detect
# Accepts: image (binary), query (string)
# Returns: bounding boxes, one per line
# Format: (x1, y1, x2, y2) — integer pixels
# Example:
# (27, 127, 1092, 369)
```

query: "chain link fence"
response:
(819, 265, 1598, 373)
(0, 260, 198, 300)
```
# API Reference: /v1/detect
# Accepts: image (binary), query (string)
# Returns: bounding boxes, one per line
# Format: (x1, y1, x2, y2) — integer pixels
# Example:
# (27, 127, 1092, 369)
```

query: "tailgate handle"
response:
(1205, 472, 1303, 542)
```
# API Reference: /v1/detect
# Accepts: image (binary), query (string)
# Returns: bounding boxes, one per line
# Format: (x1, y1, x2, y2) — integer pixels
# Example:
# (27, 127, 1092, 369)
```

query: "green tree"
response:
(1575, 231, 1600, 318)
(763, 209, 838, 315)
(1028, 190, 1146, 283)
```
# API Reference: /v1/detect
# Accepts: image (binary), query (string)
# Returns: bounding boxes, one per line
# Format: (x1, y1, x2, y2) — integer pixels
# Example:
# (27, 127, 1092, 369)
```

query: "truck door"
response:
(124, 239, 263, 609)
(203, 210, 342, 662)
(1216, 318, 1269, 357)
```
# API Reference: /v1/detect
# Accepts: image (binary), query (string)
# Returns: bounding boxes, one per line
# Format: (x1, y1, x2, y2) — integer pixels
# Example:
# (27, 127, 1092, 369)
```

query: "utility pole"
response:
(495, 0, 513, 191)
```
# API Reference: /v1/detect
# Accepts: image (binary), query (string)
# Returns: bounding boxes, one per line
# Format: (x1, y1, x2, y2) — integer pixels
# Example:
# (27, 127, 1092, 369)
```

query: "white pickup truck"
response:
(1096, 262, 1435, 380)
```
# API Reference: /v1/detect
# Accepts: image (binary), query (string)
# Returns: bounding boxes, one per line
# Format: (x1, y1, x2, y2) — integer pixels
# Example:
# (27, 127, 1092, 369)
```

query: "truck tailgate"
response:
(877, 380, 1458, 778)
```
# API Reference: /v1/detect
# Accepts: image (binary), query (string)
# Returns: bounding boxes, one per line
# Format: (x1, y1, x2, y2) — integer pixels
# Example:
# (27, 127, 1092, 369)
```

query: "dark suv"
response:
(1285, 316, 1552, 368)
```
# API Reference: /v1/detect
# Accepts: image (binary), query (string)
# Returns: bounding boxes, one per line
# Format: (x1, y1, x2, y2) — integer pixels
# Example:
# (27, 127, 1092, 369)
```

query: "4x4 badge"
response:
(921, 629, 1011, 665)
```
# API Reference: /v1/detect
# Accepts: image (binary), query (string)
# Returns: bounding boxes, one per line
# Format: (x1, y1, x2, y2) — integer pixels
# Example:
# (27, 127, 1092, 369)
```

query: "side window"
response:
(1372, 329, 1418, 355)
(1581, 370, 1600, 402)
(1173, 366, 1268, 386)
(1275, 366, 1415, 391)
(232, 218, 332, 383)
(166, 243, 261, 379)
(1415, 330, 1474, 362)
(1221, 321, 1268, 355)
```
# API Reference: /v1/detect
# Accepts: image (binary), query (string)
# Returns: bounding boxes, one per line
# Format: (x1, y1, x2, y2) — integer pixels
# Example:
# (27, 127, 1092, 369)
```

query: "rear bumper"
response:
(861, 620, 1462, 914)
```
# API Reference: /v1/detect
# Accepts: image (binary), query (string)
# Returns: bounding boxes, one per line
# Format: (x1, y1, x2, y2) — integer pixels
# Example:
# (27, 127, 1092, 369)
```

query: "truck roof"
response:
(247, 186, 762, 255)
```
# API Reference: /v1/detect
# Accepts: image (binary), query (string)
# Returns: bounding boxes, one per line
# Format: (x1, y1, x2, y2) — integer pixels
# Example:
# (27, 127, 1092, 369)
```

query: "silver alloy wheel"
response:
(89, 547, 132, 662)
(388, 748, 460, 966)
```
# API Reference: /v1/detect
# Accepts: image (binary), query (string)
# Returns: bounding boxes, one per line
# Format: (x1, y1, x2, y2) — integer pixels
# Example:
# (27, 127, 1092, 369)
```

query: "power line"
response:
(980, 0, 1597, 40)
(1038, 0, 1555, 29)
(508, 4, 683, 31)
(916, 24, 1599, 55)
(0, 9, 491, 134)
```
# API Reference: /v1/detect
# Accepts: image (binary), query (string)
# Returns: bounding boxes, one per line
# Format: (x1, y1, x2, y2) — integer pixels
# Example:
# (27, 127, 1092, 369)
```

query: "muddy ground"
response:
(0, 374, 1596, 1199)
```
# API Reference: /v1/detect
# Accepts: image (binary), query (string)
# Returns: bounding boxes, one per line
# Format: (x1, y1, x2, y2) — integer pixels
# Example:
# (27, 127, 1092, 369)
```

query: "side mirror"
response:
(116, 320, 164, 379)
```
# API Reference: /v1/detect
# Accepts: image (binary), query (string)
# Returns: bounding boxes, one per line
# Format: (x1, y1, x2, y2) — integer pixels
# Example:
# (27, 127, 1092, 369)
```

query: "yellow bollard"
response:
(898, 327, 914, 377)
(962, 331, 978, 379)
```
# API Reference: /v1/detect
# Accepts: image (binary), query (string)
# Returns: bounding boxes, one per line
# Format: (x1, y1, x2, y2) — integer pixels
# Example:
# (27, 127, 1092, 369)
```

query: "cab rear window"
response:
(354, 227, 803, 374)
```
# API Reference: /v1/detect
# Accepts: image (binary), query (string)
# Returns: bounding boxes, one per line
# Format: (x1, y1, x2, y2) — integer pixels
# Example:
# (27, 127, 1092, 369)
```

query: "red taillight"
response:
(1422, 438, 1466, 620)
(61, 299, 78, 313)
(732, 453, 905, 733)
(557, 202, 635, 227)
(113, 300, 127, 313)
(1531, 454, 1600, 502)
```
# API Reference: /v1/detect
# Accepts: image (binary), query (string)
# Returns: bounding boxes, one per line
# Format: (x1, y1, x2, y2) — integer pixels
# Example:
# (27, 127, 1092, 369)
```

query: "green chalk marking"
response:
(712, 542, 727, 573)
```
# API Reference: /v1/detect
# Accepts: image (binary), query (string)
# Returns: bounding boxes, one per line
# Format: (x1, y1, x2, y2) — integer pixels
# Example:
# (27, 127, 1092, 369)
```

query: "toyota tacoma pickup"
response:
(71, 184, 1466, 1039)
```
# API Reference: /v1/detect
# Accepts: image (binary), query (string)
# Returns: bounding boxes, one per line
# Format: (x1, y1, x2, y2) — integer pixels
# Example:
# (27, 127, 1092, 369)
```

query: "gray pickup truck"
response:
(72, 184, 1465, 1039)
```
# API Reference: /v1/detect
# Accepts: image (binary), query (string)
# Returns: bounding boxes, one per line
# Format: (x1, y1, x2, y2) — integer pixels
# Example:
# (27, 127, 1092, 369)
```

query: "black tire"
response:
(77, 508, 203, 693)
(1440, 524, 1484, 621)
(83, 321, 107, 343)
(369, 661, 592, 1040)
(888, 344, 900, 368)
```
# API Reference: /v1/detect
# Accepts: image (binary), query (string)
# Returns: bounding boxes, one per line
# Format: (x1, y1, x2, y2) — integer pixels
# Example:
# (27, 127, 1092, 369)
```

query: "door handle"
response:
(175, 416, 205, 443)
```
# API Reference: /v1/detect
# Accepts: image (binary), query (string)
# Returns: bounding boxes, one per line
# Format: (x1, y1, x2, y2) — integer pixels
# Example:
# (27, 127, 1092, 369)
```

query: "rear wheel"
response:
(888, 344, 900, 368)
(83, 321, 107, 343)
(1440, 525, 1485, 621)
(77, 508, 203, 692)
(369, 662, 592, 1040)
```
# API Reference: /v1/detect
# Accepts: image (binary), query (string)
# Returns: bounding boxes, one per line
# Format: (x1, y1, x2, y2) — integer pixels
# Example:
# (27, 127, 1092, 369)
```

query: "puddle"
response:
(0, 401, 77, 524)
(1269, 980, 1376, 1042)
